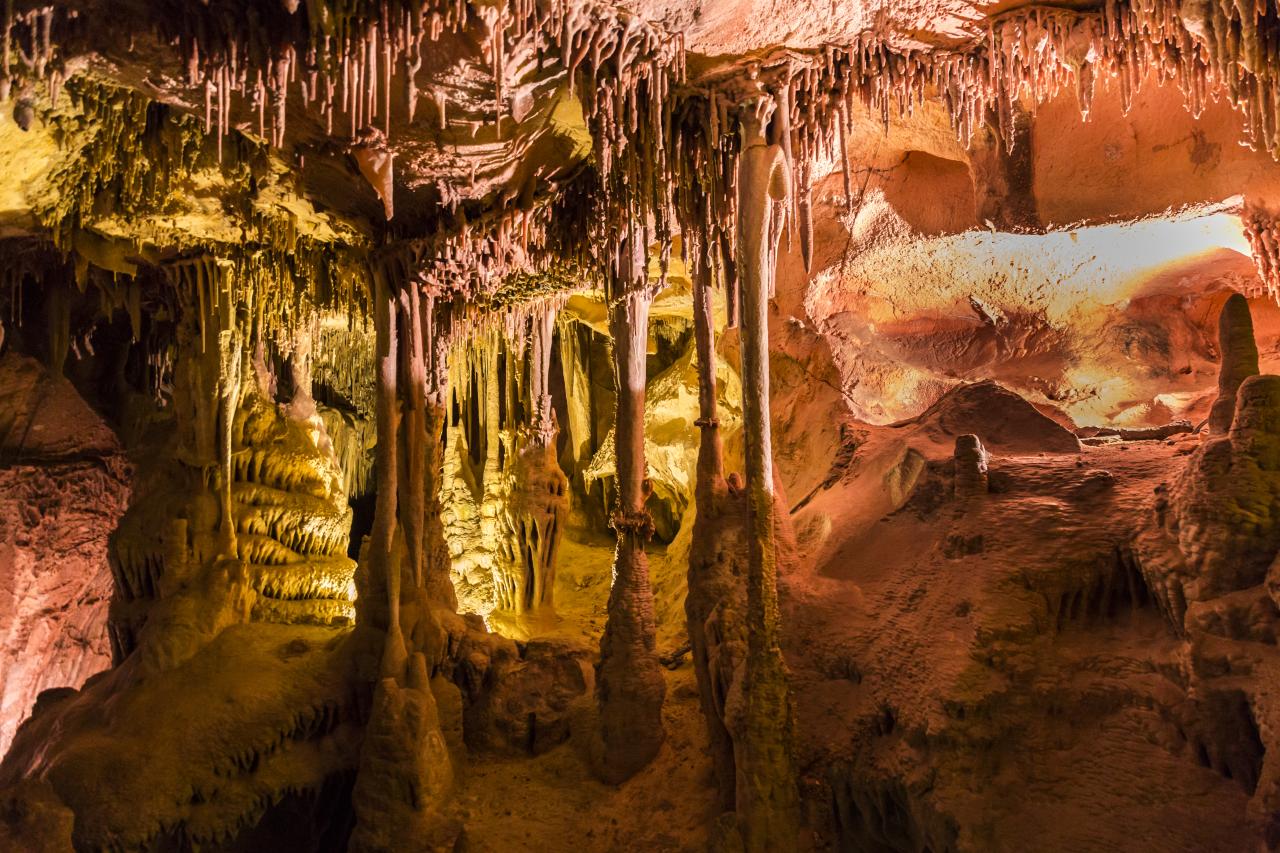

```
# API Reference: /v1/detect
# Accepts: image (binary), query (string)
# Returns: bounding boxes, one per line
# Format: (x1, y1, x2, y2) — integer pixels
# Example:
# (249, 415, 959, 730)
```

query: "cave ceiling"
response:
(1, 0, 1275, 326)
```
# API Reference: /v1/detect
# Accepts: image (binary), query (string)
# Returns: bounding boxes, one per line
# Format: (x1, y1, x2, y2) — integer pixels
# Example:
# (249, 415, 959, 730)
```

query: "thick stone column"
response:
(596, 230, 666, 784)
(733, 104, 802, 850)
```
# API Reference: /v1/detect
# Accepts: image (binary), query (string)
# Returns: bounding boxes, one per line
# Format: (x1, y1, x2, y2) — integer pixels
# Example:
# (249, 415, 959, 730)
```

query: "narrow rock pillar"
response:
(399, 283, 428, 591)
(596, 228, 666, 783)
(687, 256, 737, 811)
(1209, 293, 1259, 435)
(366, 268, 402, 643)
(422, 292, 458, 609)
(734, 103, 802, 850)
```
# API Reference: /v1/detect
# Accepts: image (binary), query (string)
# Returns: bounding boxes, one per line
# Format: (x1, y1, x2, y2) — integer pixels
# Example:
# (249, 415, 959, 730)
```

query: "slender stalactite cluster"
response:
(160, 0, 681, 152)
(27, 75, 371, 347)
(441, 294, 569, 619)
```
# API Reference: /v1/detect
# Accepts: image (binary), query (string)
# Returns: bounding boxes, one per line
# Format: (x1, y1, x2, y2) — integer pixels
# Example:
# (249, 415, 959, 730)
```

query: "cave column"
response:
(734, 100, 802, 850)
(351, 269, 454, 850)
(529, 306, 557, 448)
(212, 262, 243, 560)
(480, 330, 514, 610)
(399, 283, 428, 591)
(693, 260, 725, 484)
(421, 291, 458, 608)
(687, 253, 736, 811)
(596, 224, 666, 783)
(366, 267, 403, 652)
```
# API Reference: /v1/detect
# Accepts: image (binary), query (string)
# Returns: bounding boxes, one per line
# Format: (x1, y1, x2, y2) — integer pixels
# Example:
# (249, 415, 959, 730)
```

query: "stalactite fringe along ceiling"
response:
(4, 0, 1277, 325)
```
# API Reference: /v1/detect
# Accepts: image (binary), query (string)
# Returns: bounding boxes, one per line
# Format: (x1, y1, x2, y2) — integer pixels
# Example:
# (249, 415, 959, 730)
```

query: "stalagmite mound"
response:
(1139, 374, 1280, 621)
(896, 379, 1082, 454)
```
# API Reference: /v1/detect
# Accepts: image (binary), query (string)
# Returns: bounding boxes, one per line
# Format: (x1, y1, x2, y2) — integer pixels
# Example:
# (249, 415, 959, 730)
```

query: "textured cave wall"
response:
(785, 63, 1280, 433)
(0, 352, 129, 754)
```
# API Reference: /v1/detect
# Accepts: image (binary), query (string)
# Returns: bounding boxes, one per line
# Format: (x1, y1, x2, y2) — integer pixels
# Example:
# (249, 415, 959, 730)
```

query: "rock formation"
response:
(596, 240, 667, 784)
(0, 355, 128, 754)
(0, 0, 1278, 849)
(1208, 293, 1260, 435)
(952, 434, 989, 497)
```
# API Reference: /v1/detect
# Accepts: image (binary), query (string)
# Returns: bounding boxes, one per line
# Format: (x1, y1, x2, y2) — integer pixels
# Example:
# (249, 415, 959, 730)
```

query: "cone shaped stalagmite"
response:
(1209, 293, 1260, 436)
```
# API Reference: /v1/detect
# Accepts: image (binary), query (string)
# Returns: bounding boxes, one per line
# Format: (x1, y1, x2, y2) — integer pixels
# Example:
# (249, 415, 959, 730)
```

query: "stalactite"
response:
(596, 227, 666, 784)
(505, 301, 568, 613)
(731, 103, 802, 852)
(1244, 201, 1280, 299)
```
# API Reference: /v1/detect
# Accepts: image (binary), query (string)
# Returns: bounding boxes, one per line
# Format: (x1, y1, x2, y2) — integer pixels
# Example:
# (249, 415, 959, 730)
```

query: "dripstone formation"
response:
(0, 0, 1279, 851)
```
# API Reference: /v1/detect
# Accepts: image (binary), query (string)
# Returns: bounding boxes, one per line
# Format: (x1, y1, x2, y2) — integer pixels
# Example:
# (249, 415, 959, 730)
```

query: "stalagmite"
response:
(954, 434, 990, 497)
(596, 229, 666, 785)
(1208, 293, 1260, 435)
(731, 101, 802, 851)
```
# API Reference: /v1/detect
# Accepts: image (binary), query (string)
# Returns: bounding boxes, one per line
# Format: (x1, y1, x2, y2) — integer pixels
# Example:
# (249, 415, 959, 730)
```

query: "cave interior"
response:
(2, 0, 1280, 851)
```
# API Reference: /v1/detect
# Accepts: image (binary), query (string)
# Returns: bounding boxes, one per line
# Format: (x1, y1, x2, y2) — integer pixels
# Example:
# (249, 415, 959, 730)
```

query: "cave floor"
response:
(447, 664, 716, 852)
(449, 531, 717, 852)
(781, 434, 1255, 852)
